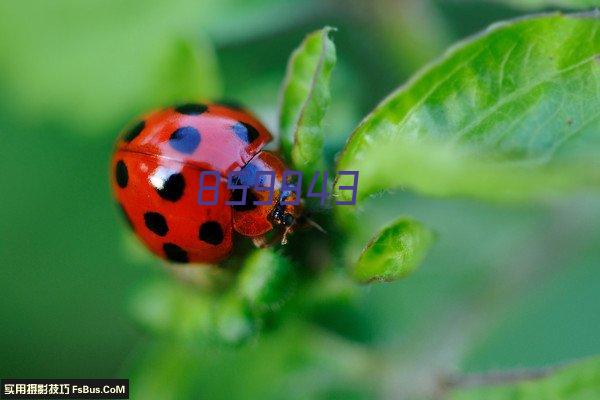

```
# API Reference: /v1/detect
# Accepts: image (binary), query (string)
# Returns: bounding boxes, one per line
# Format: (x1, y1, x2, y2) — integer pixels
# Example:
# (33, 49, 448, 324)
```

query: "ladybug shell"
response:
(111, 103, 272, 264)
(115, 103, 272, 175)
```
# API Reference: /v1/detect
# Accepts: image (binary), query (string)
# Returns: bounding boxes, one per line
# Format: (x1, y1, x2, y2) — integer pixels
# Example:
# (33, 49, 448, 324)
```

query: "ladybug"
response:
(111, 102, 304, 264)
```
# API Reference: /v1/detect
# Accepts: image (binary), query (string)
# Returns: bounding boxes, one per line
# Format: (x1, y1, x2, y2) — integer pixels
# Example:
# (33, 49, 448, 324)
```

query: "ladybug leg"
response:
(252, 234, 279, 249)
(281, 226, 293, 245)
(251, 235, 269, 248)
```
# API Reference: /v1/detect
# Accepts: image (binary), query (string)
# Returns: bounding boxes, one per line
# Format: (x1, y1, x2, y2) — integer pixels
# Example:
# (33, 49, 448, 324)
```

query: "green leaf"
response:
(449, 356, 600, 400)
(278, 27, 336, 175)
(352, 217, 434, 283)
(237, 249, 296, 315)
(335, 13, 600, 203)
(494, 0, 600, 9)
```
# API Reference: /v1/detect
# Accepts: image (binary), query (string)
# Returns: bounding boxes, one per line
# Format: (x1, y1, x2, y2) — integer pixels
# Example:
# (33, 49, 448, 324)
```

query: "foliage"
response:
(3, 1, 600, 399)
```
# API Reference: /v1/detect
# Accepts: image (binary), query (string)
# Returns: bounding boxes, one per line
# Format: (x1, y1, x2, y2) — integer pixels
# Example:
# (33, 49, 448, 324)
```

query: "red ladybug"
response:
(111, 103, 303, 264)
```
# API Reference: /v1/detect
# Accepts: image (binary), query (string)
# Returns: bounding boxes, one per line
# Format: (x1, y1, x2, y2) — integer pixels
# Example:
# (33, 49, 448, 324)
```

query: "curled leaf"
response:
(336, 13, 600, 203)
(278, 26, 336, 174)
(352, 217, 434, 283)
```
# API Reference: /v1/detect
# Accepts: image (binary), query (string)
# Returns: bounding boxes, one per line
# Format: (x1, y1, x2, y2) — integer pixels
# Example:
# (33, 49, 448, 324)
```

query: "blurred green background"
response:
(1, 1, 599, 399)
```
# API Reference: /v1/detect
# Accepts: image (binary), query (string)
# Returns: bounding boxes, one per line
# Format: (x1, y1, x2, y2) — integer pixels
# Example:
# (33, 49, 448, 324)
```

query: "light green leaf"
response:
(494, 0, 600, 9)
(237, 249, 296, 315)
(352, 217, 434, 283)
(450, 356, 600, 400)
(278, 27, 336, 175)
(335, 13, 600, 203)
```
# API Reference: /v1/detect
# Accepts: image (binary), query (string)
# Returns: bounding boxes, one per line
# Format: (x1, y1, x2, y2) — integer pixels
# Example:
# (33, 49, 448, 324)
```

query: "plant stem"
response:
(441, 363, 563, 391)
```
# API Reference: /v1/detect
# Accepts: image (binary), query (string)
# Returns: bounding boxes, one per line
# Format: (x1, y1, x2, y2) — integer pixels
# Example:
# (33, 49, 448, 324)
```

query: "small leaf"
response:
(352, 217, 434, 283)
(449, 356, 600, 400)
(336, 13, 600, 203)
(237, 249, 296, 315)
(278, 27, 336, 175)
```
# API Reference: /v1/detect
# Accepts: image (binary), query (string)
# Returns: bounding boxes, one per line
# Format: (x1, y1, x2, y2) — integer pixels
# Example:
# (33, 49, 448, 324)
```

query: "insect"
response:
(111, 102, 305, 264)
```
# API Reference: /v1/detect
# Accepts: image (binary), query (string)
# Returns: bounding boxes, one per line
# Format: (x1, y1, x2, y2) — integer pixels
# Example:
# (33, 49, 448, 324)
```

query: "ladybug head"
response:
(269, 190, 304, 244)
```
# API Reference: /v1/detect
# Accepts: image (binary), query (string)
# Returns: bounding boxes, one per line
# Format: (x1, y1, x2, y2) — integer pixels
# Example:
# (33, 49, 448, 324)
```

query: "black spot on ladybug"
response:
(199, 221, 224, 245)
(163, 243, 189, 263)
(144, 212, 169, 237)
(175, 103, 208, 115)
(232, 122, 259, 143)
(116, 160, 128, 188)
(169, 126, 201, 154)
(118, 203, 134, 229)
(123, 120, 145, 142)
(230, 189, 258, 211)
(152, 171, 185, 202)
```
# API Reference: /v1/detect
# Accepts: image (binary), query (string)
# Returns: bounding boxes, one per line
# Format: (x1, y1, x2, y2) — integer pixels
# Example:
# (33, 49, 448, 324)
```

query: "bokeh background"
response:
(1, 1, 599, 399)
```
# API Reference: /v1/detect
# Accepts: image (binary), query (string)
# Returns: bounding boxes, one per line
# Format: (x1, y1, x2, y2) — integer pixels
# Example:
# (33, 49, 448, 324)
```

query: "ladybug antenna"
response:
(281, 216, 325, 245)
